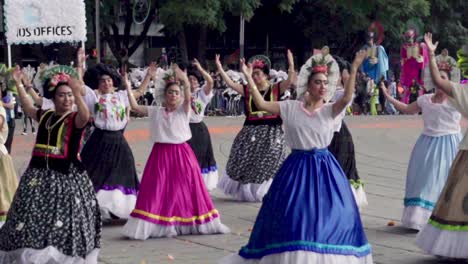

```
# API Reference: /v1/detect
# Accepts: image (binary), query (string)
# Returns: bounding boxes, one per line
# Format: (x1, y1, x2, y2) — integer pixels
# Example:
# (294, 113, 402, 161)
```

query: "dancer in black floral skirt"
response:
(216, 51, 296, 202)
(0, 66, 101, 264)
(328, 58, 368, 207)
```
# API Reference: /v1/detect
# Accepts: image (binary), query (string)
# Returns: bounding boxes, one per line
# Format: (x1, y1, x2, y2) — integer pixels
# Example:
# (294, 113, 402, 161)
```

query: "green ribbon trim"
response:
(428, 219, 468, 231)
(350, 179, 364, 189)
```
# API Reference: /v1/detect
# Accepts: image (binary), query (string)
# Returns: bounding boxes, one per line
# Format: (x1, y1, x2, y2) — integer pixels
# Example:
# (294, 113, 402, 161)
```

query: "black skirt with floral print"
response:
(0, 163, 101, 259)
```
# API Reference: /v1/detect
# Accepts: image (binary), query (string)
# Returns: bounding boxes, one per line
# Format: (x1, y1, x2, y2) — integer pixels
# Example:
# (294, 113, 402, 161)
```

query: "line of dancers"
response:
(0, 32, 467, 263)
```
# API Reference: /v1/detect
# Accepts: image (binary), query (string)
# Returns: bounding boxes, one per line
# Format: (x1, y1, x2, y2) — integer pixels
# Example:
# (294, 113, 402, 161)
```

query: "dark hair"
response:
(336, 58, 351, 74)
(187, 69, 203, 84)
(307, 71, 327, 85)
(83, 63, 122, 90)
(164, 81, 180, 94)
(43, 80, 69, 99)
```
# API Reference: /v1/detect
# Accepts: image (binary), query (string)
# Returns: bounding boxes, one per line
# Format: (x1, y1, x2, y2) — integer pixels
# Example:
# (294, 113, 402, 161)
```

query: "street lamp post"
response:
(240, 14, 245, 60)
(95, 0, 101, 63)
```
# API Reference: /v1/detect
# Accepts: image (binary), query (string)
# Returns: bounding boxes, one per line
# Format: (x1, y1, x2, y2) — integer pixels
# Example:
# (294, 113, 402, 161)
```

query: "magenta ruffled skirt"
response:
(122, 142, 229, 239)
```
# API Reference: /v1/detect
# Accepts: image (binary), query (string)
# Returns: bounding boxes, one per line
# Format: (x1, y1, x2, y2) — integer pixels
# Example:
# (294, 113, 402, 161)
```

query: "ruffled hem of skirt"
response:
(96, 189, 137, 219)
(0, 246, 99, 264)
(202, 169, 219, 191)
(351, 184, 368, 208)
(401, 205, 432, 231)
(219, 250, 373, 264)
(122, 216, 230, 240)
(217, 171, 272, 202)
(416, 223, 468, 259)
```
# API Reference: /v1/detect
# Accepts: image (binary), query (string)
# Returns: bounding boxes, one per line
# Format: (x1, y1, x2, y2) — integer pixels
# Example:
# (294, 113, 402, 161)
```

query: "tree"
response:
(423, 0, 468, 54)
(156, 0, 261, 63)
(85, 0, 158, 65)
(285, 0, 431, 60)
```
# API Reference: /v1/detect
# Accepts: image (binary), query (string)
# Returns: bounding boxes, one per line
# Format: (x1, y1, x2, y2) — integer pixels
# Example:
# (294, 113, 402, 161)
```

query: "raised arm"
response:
(76, 47, 88, 96)
(12, 67, 38, 122)
(124, 69, 148, 116)
(279, 49, 297, 94)
(333, 50, 366, 117)
(215, 54, 244, 95)
(380, 81, 420, 114)
(241, 58, 280, 115)
(193, 59, 214, 96)
(424, 33, 454, 97)
(69, 78, 90, 128)
(174, 65, 191, 113)
(22, 71, 43, 106)
(133, 62, 157, 99)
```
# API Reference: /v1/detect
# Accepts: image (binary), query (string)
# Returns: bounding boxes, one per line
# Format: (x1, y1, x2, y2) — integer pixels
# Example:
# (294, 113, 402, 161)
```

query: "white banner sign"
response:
(4, 0, 87, 45)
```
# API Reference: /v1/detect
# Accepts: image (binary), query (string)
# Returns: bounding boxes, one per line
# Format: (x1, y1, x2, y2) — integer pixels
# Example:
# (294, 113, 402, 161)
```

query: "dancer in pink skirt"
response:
(122, 65, 230, 239)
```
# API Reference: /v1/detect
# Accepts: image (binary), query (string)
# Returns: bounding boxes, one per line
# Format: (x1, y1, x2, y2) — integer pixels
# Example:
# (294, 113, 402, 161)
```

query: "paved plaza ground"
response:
(10, 115, 468, 264)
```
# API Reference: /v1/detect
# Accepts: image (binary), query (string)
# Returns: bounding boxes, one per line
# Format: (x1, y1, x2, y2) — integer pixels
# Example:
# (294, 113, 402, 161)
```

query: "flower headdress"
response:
(424, 54, 462, 91)
(308, 56, 333, 75)
(163, 71, 175, 83)
(437, 61, 453, 73)
(248, 55, 271, 70)
(296, 50, 339, 102)
(41, 65, 79, 92)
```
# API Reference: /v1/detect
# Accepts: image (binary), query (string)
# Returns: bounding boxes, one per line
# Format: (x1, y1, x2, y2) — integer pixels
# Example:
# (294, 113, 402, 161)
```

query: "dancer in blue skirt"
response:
(221, 50, 372, 264)
(381, 68, 461, 231)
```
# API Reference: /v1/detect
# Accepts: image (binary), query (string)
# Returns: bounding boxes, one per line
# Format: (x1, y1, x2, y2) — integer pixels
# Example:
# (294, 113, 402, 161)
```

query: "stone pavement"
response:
(9, 115, 468, 264)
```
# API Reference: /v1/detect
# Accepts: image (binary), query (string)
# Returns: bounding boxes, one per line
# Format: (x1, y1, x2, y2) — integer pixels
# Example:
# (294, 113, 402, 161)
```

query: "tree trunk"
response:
(177, 30, 189, 63)
(197, 26, 208, 63)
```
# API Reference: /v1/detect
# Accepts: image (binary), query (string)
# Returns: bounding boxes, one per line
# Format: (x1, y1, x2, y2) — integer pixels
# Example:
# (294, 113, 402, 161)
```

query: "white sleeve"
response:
(147, 106, 158, 120)
(416, 94, 426, 109)
(327, 103, 345, 132)
(279, 100, 294, 123)
(120, 90, 130, 108)
(198, 85, 214, 104)
(178, 103, 191, 119)
(83, 86, 97, 113)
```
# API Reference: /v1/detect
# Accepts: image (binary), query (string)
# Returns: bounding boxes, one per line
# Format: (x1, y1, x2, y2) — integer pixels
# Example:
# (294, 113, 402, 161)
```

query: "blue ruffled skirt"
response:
(224, 148, 372, 263)
(402, 133, 461, 230)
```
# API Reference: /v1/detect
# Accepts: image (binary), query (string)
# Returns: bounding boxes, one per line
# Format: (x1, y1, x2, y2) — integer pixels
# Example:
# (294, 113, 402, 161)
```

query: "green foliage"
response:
(288, 0, 431, 57)
(423, 0, 468, 53)
(156, 0, 261, 36)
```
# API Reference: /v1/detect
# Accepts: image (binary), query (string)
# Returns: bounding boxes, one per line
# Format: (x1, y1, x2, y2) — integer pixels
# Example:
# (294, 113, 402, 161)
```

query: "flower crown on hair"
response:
(248, 55, 271, 70)
(437, 61, 452, 72)
(163, 72, 175, 83)
(41, 65, 79, 92)
(308, 56, 333, 75)
(251, 59, 266, 69)
(48, 72, 71, 91)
